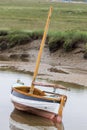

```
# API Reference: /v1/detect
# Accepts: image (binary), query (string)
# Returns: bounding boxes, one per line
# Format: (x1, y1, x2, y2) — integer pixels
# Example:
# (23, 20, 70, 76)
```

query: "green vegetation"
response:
(0, 30, 87, 55)
(48, 31, 87, 52)
(63, 31, 87, 51)
(0, 0, 87, 31)
(0, 30, 43, 50)
(0, 0, 87, 59)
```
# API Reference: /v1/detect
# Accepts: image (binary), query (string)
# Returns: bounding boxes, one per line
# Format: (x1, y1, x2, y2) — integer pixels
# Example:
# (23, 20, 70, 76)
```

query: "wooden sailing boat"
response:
(10, 7, 67, 123)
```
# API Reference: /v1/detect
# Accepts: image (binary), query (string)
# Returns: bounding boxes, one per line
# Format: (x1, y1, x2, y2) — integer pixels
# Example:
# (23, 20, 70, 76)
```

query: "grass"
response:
(48, 31, 87, 52)
(0, 0, 87, 32)
(0, 30, 43, 50)
(0, 0, 87, 59)
(0, 30, 87, 53)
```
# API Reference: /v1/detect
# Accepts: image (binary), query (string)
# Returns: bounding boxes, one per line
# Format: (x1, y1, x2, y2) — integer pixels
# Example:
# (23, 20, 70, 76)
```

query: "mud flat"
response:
(0, 39, 87, 87)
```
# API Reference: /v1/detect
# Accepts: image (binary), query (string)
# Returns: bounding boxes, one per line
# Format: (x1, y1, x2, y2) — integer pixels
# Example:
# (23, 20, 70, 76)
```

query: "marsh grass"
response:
(48, 31, 87, 52)
(48, 32, 65, 52)
(0, 30, 87, 52)
(0, 30, 43, 50)
(63, 31, 87, 51)
(0, 0, 87, 58)
(7, 33, 31, 48)
(0, 0, 87, 31)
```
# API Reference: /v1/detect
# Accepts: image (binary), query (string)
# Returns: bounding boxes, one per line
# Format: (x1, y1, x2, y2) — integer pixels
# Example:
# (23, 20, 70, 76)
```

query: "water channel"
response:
(0, 70, 87, 130)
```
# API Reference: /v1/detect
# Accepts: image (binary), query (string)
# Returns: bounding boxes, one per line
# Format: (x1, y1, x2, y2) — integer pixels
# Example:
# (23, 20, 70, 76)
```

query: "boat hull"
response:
(10, 87, 65, 123)
(12, 101, 58, 120)
(11, 87, 62, 121)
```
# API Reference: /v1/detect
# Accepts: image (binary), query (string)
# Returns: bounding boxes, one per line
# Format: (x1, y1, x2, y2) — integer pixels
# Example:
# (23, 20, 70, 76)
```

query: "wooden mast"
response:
(30, 7, 53, 94)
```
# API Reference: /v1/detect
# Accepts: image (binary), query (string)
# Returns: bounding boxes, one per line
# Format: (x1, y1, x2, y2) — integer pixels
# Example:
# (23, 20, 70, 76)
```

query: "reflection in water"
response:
(9, 109, 64, 130)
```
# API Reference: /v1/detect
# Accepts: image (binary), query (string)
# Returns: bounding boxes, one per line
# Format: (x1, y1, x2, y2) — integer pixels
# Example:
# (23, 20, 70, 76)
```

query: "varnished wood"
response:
(30, 6, 53, 94)
(33, 82, 70, 91)
(12, 87, 61, 102)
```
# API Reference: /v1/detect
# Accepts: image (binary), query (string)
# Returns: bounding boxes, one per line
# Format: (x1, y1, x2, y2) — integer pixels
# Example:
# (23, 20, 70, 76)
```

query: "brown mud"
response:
(0, 40, 87, 87)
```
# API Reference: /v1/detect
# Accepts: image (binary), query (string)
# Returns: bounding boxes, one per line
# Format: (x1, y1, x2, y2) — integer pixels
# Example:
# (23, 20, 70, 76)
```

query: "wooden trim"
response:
(33, 82, 70, 91)
(12, 87, 61, 102)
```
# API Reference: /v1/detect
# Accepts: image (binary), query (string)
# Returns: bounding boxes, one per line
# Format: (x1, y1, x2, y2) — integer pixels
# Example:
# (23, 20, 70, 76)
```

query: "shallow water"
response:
(0, 70, 87, 130)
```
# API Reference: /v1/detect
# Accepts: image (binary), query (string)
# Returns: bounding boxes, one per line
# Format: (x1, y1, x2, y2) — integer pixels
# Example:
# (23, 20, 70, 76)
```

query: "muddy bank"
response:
(0, 39, 87, 87)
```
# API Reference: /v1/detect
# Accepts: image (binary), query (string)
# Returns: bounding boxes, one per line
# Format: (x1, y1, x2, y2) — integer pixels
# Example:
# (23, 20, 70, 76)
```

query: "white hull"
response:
(11, 94, 59, 114)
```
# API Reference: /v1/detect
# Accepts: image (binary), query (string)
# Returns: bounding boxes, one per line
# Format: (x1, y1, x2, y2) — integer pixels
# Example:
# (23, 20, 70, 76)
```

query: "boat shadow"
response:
(9, 109, 64, 130)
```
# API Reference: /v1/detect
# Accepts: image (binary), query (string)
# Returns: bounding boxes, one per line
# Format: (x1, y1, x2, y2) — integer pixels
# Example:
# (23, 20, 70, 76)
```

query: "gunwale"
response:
(12, 87, 62, 103)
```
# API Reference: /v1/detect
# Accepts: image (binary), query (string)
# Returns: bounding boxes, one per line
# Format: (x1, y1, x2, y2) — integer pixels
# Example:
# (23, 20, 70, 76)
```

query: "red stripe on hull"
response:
(12, 101, 62, 123)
